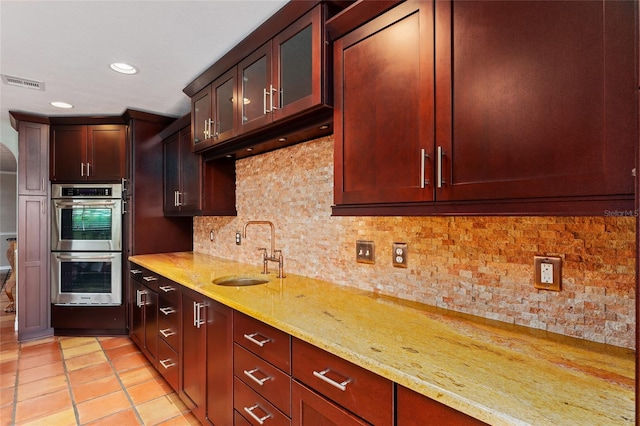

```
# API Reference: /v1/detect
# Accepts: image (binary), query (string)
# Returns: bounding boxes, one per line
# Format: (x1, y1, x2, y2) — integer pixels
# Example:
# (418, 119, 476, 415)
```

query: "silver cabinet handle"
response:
(130, 269, 142, 274)
(159, 328, 176, 338)
(244, 404, 272, 425)
(243, 332, 270, 348)
(312, 369, 351, 391)
(159, 285, 175, 293)
(263, 87, 269, 115)
(159, 359, 175, 369)
(86, 162, 91, 176)
(243, 368, 271, 386)
(159, 307, 176, 316)
(143, 276, 158, 282)
(420, 148, 430, 188)
(80, 162, 85, 177)
(270, 84, 278, 111)
(436, 146, 445, 188)
(135, 289, 142, 307)
(193, 302, 205, 328)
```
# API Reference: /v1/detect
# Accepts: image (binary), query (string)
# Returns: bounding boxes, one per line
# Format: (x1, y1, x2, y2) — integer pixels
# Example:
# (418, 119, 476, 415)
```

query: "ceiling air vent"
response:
(1, 74, 44, 91)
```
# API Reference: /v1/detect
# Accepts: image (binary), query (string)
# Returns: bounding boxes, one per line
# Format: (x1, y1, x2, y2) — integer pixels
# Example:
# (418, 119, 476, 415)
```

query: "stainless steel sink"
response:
(212, 275, 269, 287)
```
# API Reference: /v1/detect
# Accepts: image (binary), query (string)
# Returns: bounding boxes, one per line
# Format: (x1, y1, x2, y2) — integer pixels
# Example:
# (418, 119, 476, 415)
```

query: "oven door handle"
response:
(54, 254, 118, 261)
(54, 201, 120, 208)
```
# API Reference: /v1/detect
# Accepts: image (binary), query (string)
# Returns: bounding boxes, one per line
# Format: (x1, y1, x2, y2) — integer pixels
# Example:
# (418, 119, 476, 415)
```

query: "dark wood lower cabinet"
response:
(206, 299, 233, 426)
(180, 287, 233, 425)
(180, 288, 207, 422)
(396, 385, 487, 426)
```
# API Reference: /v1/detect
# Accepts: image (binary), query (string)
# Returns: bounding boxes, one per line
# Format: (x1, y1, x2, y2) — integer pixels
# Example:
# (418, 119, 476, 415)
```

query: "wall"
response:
(194, 136, 636, 349)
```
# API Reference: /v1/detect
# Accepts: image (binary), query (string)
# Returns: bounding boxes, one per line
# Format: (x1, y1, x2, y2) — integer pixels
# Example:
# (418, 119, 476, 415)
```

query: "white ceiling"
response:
(0, 0, 288, 170)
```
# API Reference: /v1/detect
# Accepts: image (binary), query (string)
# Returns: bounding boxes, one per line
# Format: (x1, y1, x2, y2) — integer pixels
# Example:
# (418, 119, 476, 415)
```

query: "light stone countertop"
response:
(129, 251, 635, 425)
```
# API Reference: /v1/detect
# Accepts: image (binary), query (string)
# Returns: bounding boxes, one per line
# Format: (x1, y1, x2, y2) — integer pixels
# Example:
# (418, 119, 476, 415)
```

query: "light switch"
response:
(356, 240, 375, 264)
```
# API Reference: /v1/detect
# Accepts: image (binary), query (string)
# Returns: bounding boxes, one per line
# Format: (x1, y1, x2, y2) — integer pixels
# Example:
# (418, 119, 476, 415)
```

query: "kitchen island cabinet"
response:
(331, 0, 637, 215)
(129, 252, 634, 425)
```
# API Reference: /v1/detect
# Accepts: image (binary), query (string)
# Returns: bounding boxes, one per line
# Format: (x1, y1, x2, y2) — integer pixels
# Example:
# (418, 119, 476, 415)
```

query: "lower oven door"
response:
(51, 252, 122, 306)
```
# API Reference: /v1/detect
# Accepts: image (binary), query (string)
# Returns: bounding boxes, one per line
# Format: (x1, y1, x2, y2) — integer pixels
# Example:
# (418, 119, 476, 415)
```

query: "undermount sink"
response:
(212, 275, 269, 287)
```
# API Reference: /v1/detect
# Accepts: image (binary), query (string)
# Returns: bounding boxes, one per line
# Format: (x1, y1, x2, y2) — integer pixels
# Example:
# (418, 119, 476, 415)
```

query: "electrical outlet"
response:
(534, 255, 562, 291)
(356, 240, 375, 264)
(392, 243, 408, 268)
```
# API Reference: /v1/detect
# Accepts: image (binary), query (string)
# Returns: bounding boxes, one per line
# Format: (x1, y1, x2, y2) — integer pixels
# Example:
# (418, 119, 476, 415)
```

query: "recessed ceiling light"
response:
(50, 101, 73, 109)
(109, 62, 138, 75)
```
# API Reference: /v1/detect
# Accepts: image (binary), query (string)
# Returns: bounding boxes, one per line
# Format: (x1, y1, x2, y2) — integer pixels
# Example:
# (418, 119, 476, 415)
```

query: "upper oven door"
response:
(51, 199, 122, 251)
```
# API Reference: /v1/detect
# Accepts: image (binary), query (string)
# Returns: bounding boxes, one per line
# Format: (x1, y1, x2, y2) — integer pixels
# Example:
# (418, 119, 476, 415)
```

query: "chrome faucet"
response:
(242, 221, 285, 278)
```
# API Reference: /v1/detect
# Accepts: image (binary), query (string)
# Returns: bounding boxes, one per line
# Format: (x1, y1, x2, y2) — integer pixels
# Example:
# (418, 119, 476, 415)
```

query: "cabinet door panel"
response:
(178, 127, 201, 212)
(87, 125, 125, 181)
(18, 122, 48, 195)
(273, 6, 322, 121)
(213, 67, 238, 143)
(239, 45, 272, 134)
(206, 300, 233, 426)
(50, 125, 86, 181)
(192, 87, 212, 152)
(163, 133, 180, 213)
(396, 385, 486, 425)
(180, 291, 206, 421)
(436, 0, 636, 201)
(335, 1, 434, 205)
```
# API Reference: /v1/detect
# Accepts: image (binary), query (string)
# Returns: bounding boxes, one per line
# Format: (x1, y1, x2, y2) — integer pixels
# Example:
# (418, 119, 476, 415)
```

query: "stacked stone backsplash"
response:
(194, 135, 636, 349)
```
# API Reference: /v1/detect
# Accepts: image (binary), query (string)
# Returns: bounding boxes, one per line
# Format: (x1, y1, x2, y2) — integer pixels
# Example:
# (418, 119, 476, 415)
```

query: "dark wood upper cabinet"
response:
(436, 0, 636, 203)
(334, 1, 434, 206)
(191, 67, 238, 153)
(161, 115, 237, 217)
(184, 1, 340, 159)
(332, 0, 638, 215)
(50, 124, 126, 182)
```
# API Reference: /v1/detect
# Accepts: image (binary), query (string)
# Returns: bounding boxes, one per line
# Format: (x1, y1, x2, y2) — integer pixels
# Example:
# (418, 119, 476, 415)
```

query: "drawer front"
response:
(234, 344, 291, 416)
(235, 410, 252, 426)
(158, 295, 180, 327)
(291, 381, 370, 426)
(157, 278, 180, 306)
(129, 264, 160, 292)
(158, 316, 179, 351)
(157, 339, 179, 391)
(234, 312, 291, 374)
(234, 377, 290, 426)
(292, 338, 393, 426)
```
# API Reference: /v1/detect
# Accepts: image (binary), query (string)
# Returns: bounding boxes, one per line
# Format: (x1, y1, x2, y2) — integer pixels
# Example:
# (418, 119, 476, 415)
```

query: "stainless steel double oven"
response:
(51, 183, 123, 305)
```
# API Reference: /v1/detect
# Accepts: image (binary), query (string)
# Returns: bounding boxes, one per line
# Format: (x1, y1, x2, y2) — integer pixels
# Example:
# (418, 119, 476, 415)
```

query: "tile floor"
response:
(0, 282, 199, 425)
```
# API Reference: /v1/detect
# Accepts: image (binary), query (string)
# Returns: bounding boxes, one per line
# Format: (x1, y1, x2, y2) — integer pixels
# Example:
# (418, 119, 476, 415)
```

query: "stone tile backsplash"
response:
(194, 135, 636, 349)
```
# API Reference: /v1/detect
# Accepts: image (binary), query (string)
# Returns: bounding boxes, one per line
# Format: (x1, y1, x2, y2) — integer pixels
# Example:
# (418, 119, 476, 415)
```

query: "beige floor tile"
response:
(16, 374, 67, 401)
(62, 340, 103, 359)
(0, 385, 14, 407)
(75, 389, 131, 424)
(98, 336, 134, 351)
(111, 351, 149, 372)
(118, 364, 160, 388)
(72, 374, 122, 404)
(14, 388, 72, 424)
(59, 336, 98, 349)
(16, 407, 76, 426)
(17, 362, 65, 385)
(126, 375, 173, 406)
(84, 408, 142, 425)
(156, 411, 201, 425)
(67, 361, 114, 387)
(64, 350, 108, 371)
(136, 393, 188, 425)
